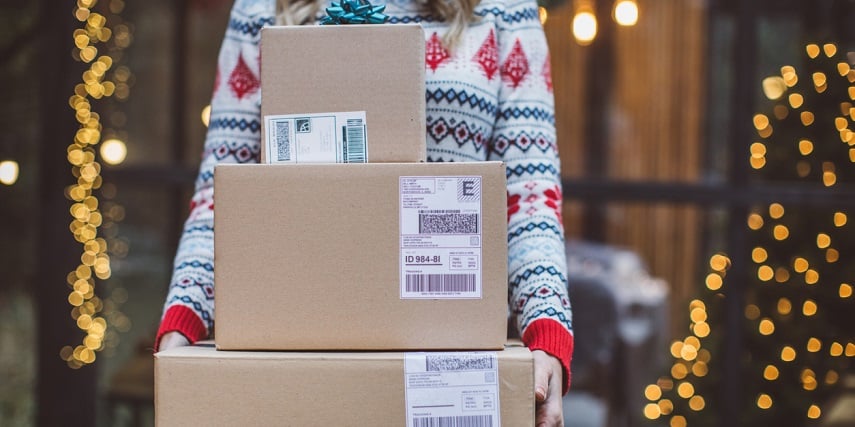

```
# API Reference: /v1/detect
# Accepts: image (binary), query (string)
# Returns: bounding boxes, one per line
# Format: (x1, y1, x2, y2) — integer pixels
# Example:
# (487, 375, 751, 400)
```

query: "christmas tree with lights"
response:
(642, 43, 855, 427)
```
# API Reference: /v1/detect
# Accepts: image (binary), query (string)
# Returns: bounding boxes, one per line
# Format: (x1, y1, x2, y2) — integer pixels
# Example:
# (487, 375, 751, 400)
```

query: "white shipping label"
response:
(405, 352, 500, 427)
(263, 111, 367, 163)
(399, 176, 483, 299)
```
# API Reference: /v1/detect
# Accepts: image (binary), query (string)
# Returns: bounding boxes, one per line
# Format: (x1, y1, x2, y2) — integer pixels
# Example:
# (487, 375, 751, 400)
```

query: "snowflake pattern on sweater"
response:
(158, 0, 574, 391)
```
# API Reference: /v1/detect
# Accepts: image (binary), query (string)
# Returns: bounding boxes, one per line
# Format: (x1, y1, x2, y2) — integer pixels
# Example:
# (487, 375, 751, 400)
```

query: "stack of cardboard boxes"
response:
(155, 24, 534, 426)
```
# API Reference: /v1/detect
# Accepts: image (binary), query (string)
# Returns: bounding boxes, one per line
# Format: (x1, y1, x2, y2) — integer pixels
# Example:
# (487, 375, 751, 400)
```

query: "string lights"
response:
(61, 0, 131, 368)
(643, 256, 722, 424)
(646, 42, 855, 425)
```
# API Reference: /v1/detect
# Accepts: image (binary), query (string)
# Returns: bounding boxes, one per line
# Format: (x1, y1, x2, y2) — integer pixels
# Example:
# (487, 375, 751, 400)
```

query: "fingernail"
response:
(536, 387, 546, 400)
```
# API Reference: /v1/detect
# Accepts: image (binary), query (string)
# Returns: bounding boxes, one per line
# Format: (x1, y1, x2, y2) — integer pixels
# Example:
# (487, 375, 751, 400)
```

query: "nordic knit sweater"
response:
(157, 0, 574, 392)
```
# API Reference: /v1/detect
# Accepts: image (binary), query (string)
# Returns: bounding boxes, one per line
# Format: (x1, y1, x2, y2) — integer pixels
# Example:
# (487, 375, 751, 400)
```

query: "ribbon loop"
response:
(320, 0, 389, 25)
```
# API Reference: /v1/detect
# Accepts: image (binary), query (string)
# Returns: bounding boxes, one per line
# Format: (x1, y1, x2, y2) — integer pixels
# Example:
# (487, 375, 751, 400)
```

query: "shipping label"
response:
(404, 352, 500, 427)
(399, 176, 483, 299)
(263, 111, 367, 163)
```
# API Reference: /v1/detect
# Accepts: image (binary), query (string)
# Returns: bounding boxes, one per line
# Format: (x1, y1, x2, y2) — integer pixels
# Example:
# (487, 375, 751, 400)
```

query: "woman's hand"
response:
(158, 331, 190, 352)
(533, 350, 565, 427)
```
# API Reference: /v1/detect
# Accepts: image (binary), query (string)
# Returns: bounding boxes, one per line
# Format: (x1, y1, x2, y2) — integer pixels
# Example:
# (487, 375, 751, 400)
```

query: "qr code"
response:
(425, 354, 494, 372)
(419, 214, 478, 234)
(274, 120, 291, 161)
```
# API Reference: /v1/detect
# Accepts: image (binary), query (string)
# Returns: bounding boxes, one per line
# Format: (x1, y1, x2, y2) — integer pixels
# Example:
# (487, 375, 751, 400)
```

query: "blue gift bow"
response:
(320, 0, 389, 24)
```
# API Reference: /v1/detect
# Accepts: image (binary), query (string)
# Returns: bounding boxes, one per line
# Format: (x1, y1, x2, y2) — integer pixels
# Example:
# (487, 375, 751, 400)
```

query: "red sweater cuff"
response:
(155, 305, 208, 351)
(522, 318, 574, 395)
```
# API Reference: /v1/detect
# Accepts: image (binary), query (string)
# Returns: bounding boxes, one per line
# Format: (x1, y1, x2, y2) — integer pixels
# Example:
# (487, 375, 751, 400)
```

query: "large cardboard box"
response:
(155, 342, 534, 426)
(214, 162, 508, 350)
(260, 24, 426, 163)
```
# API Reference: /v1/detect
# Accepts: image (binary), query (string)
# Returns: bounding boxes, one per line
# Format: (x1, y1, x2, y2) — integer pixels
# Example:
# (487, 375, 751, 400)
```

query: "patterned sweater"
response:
(157, 0, 574, 391)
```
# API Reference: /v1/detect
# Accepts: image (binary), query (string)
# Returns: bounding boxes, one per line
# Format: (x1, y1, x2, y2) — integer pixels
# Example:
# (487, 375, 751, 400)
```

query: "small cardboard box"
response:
(260, 24, 426, 163)
(214, 162, 508, 350)
(155, 342, 534, 426)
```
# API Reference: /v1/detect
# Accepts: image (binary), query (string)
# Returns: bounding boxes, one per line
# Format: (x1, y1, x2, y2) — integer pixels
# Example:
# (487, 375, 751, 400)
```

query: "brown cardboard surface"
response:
(214, 162, 508, 350)
(155, 342, 534, 426)
(260, 24, 426, 163)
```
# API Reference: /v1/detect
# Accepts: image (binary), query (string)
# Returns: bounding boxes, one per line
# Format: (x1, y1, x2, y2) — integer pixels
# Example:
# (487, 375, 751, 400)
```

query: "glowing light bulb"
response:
(643, 403, 661, 419)
(201, 104, 212, 127)
(759, 318, 775, 335)
(808, 405, 821, 419)
(644, 384, 662, 400)
(764, 365, 779, 380)
(781, 346, 796, 361)
(572, 9, 597, 45)
(778, 298, 792, 315)
(688, 395, 705, 411)
(100, 139, 127, 165)
(807, 337, 822, 352)
(757, 393, 773, 409)
(0, 160, 19, 185)
(710, 254, 730, 270)
(803, 300, 817, 316)
(752, 247, 768, 263)
(753, 114, 770, 130)
(705, 273, 722, 290)
(758, 265, 774, 281)
(677, 382, 695, 398)
(613, 0, 638, 26)
(773, 225, 789, 240)
(806, 44, 820, 58)
(748, 213, 764, 230)
(762, 76, 787, 100)
(840, 283, 852, 298)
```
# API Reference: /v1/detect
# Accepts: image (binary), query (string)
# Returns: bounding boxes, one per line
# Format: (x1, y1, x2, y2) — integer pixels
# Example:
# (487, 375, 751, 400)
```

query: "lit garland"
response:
(61, 0, 131, 368)
(646, 42, 855, 425)
(749, 45, 852, 423)
(642, 255, 724, 425)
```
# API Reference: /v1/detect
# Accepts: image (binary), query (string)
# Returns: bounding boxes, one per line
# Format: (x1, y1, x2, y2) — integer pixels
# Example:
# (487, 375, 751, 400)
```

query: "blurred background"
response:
(2, 0, 854, 426)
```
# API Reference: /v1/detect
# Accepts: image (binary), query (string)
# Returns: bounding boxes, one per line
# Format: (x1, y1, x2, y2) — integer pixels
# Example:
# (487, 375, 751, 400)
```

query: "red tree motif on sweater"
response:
(542, 53, 553, 92)
(425, 32, 451, 72)
(500, 39, 529, 88)
(473, 29, 499, 80)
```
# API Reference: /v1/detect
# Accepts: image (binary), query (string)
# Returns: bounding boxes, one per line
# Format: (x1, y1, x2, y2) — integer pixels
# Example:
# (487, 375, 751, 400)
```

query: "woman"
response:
(156, 0, 573, 424)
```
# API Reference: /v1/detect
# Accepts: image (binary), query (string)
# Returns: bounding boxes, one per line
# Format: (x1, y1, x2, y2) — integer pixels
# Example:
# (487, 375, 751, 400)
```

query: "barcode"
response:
(406, 274, 477, 293)
(413, 415, 493, 427)
(275, 120, 291, 161)
(419, 214, 478, 234)
(425, 354, 494, 371)
(344, 118, 366, 163)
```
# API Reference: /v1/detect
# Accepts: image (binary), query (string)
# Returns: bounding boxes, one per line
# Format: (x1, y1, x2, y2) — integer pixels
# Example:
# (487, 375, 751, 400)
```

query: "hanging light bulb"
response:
(613, 0, 638, 26)
(100, 138, 127, 165)
(573, 7, 598, 45)
(0, 160, 19, 185)
(201, 104, 212, 127)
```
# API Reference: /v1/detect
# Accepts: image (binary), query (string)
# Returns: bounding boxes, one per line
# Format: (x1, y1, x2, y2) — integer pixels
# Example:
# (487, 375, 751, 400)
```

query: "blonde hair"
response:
(275, 0, 480, 48)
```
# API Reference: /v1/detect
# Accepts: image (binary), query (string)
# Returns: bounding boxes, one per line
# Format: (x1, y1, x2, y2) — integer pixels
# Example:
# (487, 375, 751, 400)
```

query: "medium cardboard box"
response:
(155, 342, 534, 426)
(214, 162, 508, 350)
(260, 24, 426, 163)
